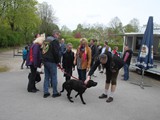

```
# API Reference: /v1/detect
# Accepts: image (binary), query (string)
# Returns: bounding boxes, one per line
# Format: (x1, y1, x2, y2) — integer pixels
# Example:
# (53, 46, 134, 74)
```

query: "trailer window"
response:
(136, 37, 143, 50)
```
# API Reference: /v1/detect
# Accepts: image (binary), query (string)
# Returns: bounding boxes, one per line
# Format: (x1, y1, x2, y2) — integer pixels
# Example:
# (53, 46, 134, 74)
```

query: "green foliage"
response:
(109, 44, 123, 52)
(0, 28, 23, 47)
(62, 35, 80, 48)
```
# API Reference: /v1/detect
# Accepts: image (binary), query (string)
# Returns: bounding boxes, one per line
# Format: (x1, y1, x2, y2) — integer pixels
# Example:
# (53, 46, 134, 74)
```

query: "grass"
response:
(0, 66, 9, 72)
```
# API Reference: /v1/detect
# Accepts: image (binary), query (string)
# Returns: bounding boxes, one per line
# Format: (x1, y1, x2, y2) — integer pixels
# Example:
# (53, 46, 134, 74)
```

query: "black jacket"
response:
(123, 49, 133, 65)
(88, 52, 124, 76)
(42, 38, 60, 64)
(88, 51, 112, 76)
(90, 44, 97, 59)
(62, 50, 75, 69)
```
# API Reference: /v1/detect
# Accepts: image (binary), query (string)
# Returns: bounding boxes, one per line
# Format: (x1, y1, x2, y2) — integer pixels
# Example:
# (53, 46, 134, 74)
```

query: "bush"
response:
(0, 28, 24, 47)
(62, 35, 80, 49)
(109, 44, 123, 52)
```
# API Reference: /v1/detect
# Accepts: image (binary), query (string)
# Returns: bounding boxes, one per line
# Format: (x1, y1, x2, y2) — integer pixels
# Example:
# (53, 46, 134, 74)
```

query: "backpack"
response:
(112, 54, 124, 71)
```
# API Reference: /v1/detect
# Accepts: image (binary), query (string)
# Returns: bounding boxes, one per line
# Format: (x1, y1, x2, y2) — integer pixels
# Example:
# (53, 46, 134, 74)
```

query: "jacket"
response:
(42, 37, 60, 64)
(88, 51, 123, 76)
(62, 50, 75, 69)
(76, 46, 91, 70)
(26, 43, 42, 68)
(123, 49, 133, 65)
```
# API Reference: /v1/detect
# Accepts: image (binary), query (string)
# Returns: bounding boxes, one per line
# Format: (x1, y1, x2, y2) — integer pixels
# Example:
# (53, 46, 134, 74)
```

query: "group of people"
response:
(22, 30, 133, 103)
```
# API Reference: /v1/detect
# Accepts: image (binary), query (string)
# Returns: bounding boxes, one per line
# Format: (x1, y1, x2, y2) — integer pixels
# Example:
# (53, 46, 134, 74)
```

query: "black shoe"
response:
(99, 93, 107, 99)
(52, 93, 61, 98)
(106, 97, 113, 103)
(43, 93, 50, 98)
(28, 89, 37, 93)
(35, 88, 40, 91)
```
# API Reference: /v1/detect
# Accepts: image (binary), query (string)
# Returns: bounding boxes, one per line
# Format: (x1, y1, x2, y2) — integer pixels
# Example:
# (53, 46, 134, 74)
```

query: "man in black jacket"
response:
(89, 39, 98, 67)
(85, 52, 124, 103)
(42, 31, 61, 98)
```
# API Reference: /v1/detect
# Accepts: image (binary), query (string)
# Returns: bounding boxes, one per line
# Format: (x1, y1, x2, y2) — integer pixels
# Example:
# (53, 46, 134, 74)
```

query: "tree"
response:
(0, 0, 42, 46)
(124, 18, 140, 33)
(108, 17, 123, 44)
(61, 25, 72, 36)
(37, 2, 59, 35)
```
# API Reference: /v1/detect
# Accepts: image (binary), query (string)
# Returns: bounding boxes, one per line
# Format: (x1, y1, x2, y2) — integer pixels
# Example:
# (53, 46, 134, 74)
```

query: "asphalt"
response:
(0, 52, 160, 120)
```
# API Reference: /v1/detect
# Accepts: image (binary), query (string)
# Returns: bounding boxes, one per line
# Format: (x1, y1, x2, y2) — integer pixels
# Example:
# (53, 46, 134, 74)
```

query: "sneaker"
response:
(43, 93, 50, 98)
(99, 93, 107, 99)
(52, 93, 61, 98)
(106, 97, 113, 103)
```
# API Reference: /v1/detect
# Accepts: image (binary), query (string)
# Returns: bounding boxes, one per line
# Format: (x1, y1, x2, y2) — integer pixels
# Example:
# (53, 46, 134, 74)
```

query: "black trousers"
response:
(64, 67, 72, 81)
(27, 65, 37, 91)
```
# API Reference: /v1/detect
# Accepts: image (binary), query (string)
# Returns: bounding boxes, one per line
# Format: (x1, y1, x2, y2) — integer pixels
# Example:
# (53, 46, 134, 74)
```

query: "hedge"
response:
(63, 36, 123, 52)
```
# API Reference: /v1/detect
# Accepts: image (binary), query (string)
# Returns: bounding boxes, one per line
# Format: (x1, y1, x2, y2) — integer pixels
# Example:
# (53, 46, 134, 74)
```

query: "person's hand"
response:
(72, 67, 75, 71)
(57, 63, 62, 69)
(84, 76, 91, 85)
(73, 61, 76, 65)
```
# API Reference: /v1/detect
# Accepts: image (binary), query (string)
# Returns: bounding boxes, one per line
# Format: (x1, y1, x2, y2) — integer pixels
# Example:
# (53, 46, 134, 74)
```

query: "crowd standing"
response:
(24, 31, 132, 103)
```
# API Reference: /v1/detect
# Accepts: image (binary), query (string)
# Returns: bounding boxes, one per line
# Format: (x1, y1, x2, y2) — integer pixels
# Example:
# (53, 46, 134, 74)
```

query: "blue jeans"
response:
(43, 62, 58, 94)
(77, 69, 86, 81)
(124, 63, 129, 80)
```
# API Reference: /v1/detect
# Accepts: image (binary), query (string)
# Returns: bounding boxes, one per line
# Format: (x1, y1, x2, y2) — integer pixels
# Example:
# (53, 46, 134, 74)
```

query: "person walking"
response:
(21, 46, 28, 69)
(42, 31, 61, 98)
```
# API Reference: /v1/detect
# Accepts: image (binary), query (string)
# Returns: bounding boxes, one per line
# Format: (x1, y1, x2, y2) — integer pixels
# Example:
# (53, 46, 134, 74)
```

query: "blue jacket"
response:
(22, 49, 28, 60)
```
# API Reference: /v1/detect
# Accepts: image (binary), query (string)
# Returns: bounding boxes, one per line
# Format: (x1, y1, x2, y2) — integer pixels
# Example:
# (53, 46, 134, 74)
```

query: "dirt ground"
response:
(0, 50, 23, 72)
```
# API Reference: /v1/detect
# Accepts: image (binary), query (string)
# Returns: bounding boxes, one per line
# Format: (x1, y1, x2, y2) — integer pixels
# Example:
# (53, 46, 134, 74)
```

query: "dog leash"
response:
(57, 64, 80, 81)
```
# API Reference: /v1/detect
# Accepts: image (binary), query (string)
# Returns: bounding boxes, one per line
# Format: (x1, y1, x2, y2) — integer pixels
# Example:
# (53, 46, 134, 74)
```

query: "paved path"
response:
(0, 51, 160, 120)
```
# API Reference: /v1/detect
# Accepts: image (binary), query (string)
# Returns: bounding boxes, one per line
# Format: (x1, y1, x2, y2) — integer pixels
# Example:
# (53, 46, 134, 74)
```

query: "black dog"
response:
(61, 79, 97, 104)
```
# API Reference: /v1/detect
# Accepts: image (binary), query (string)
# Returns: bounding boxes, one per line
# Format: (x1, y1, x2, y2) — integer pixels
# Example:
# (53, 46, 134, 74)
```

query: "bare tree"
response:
(37, 2, 58, 35)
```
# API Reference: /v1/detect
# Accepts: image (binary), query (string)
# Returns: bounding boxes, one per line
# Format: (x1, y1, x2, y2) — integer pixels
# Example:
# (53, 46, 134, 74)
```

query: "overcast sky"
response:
(37, 0, 160, 30)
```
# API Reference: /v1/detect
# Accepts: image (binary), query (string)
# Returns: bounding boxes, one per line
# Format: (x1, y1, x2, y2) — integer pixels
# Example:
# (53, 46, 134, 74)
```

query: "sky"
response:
(37, 0, 160, 30)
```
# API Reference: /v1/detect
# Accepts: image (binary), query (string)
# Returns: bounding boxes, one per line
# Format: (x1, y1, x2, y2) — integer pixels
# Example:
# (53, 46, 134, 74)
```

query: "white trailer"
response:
(123, 32, 160, 75)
